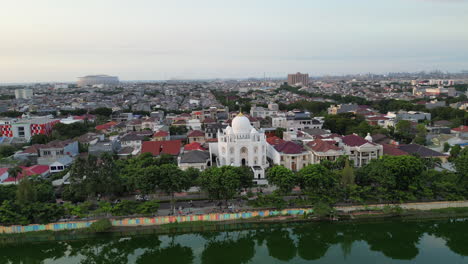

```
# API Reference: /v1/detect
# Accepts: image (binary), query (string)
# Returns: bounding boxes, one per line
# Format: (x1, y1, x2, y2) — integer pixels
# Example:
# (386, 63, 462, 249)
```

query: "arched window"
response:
(230, 147, 234, 154)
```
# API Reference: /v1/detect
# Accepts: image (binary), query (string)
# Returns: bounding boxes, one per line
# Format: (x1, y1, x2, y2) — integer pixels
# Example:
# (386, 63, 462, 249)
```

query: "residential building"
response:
(306, 139, 345, 164)
(287, 72, 309, 86)
(339, 134, 383, 167)
(187, 130, 205, 144)
(267, 137, 311, 171)
(272, 112, 323, 131)
(0, 117, 60, 141)
(141, 140, 182, 156)
(178, 150, 211, 171)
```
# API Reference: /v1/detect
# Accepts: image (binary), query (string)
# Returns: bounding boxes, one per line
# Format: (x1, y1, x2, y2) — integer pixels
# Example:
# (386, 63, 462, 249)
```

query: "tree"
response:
(0, 145, 16, 158)
(414, 124, 427, 145)
(443, 142, 451, 152)
(395, 120, 414, 144)
(297, 164, 338, 203)
(454, 149, 468, 179)
(356, 155, 425, 202)
(340, 159, 355, 186)
(450, 145, 462, 159)
(184, 168, 201, 184)
(7, 166, 22, 184)
(90, 107, 113, 117)
(136, 200, 160, 215)
(274, 128, 286, 139)
(30, 134, 51, 145)
(157, 164, 192, 213)
(266, 166, 296, 195)
(16, 178, 37, 205)
(200, 166, 243, 207)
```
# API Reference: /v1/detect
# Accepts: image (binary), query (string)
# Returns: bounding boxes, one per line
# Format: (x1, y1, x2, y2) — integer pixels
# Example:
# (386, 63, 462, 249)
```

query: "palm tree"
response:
(8, 166, 23, 184)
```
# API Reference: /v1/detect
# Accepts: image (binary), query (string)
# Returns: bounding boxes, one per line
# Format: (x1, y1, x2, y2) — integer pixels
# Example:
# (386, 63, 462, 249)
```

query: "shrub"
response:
(88, 219, 112, 233)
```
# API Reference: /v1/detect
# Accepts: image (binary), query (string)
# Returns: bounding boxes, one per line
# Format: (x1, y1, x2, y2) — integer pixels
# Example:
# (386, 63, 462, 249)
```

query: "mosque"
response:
(208, 113, 269, 184)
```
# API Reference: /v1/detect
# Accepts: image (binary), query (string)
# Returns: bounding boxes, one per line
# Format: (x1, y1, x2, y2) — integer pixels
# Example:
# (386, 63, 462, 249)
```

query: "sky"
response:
(1, 0, 468, 83)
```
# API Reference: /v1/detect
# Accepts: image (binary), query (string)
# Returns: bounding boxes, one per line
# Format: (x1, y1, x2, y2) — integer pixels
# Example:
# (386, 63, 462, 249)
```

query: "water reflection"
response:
(0, 219, 467, 263)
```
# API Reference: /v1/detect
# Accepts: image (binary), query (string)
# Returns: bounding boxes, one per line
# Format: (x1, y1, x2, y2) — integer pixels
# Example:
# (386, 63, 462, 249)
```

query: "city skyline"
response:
(1, 0, 468, 83)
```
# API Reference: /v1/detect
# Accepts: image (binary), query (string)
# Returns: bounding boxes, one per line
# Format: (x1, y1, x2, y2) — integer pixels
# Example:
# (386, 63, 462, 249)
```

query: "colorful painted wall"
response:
(0, 208, 313, 234)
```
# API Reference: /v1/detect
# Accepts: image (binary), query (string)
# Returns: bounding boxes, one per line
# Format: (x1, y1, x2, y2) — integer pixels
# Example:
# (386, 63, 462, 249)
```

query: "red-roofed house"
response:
(306, 139, 345, 164)
(184, 142, 206, 151)
(95, 121, 118, 132)
(0, 165, 50, 185)
(340, 134, 383, 167)
(267, 140, 311, 171)
(141, 140, 181, 156)
(153, 130, 170, 141)
(187, 130, 205, 144)
(266, 136, 285, 146)
(382, 144, 408, 156)
(451, 126, 468, 136)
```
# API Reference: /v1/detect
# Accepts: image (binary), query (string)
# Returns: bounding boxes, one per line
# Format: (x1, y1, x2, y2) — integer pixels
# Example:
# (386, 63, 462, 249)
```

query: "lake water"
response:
(1, 218, 467, 264)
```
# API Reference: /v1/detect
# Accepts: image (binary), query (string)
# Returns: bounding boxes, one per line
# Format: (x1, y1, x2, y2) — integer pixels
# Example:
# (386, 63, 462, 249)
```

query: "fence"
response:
(0, 208, 313, 234)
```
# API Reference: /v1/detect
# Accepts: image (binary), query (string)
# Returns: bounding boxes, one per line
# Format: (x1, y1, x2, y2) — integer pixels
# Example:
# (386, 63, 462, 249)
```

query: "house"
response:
(327, 104, 358, 115)
(126, 119, 142, 132)
(153, 130, 170, 141)
(178, 150, 211, 171)
(141, 140, 182, 156)
(120, 133, 146, 150)
(184, 142, 206, 151)
(397, 144, 448, 162)
(95, 121, 118, 132)
(88, 140, 121, 156)
(267, 139, 311, 171)
(272, 112, 323, 132)
(381, 144, 409, 156)
(141, 117, 159, 131)
(36, 140, 79, 166)
(306, 139, 345, 164)
(340, 134, 383, 167)
(49, 156, 73, 173)
(205, 123, 226, 139)
(187, 130, 205, 144)
(451, 126, 468, 137)
(0, 165, 50, 185)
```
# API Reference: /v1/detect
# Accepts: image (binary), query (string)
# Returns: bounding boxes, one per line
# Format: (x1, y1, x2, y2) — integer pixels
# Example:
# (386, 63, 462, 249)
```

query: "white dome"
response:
(365, 133, 373, 142)
(226, 126, 233, 134)
(231, 113, 253, 134)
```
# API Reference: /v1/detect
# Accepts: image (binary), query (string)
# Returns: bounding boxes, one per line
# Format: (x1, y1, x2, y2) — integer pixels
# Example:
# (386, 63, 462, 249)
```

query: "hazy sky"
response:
(1, 0, 468, 82)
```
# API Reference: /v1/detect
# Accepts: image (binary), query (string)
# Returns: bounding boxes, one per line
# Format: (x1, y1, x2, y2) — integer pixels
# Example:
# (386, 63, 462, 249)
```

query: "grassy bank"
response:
(2, 207, 468, 244)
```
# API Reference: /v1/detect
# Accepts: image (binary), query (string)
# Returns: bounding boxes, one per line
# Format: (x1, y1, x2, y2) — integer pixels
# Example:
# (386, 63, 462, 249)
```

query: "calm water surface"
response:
(1, 218, 468, 264)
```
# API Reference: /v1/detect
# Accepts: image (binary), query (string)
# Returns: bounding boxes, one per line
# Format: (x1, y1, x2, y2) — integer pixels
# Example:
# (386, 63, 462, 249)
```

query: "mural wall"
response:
(0, 208, 313, 234)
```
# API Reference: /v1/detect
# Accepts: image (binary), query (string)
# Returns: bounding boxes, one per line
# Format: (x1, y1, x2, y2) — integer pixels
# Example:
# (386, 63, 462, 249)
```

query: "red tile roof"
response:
(153, 130, 169, 137)
(452, 126, 468, 132)
(141, 140, 181, 156)
(184, 142, 206, 151)
(187, 130, 205, 137)
(206, 138, 218, 142)
(203, 117, 216, 124)
(2, 165, 50, 183)
(342, 134, 375, 147)
(382, 144, 408, 156)
(307, 139, 342, 152)
(95, 121, 117, 131)
(266, 136, 285, 146)
(274, 141, 306, 154)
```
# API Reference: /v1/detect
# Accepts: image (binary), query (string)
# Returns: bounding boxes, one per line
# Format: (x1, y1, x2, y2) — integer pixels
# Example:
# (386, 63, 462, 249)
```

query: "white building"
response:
(14, 88, 33, 99)
(209, 113, 269, 184)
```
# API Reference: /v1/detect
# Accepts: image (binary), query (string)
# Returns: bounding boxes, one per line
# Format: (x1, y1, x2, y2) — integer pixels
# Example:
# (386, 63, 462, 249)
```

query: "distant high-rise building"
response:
(77, 75, 119, 87)
(287, 72, 309, 86)
(14, 88, 33, 99)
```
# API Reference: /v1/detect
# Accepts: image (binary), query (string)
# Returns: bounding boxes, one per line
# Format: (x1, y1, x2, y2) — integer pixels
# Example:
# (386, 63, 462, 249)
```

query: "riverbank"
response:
(2, 205, 468, 245)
